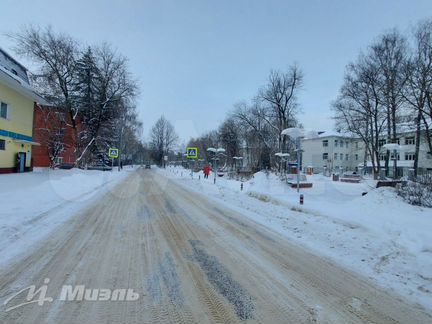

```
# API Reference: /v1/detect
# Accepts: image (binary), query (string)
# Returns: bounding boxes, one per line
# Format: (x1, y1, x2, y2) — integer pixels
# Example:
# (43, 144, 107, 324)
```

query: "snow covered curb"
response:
(0, 167, 136, 269)
(157, 166, 432, 311)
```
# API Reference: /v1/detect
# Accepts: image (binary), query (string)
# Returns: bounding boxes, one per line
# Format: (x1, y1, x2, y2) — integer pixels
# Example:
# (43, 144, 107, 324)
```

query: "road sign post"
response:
(186, 147, 198, 177)
(108, 148, 119, 170)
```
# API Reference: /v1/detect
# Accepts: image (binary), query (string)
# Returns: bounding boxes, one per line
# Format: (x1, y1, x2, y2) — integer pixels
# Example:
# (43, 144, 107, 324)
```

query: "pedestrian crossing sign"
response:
(186, 147, 198, 159)
(108, 148, 119, 158)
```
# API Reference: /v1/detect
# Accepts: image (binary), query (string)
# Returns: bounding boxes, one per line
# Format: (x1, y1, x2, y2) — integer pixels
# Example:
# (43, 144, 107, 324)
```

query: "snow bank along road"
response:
(0, 169, 431, 324)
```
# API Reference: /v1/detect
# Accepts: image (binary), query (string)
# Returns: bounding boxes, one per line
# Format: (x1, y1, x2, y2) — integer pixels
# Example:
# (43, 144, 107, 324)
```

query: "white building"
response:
(301, 131, 361, 175)
(301, 130, 432, 176)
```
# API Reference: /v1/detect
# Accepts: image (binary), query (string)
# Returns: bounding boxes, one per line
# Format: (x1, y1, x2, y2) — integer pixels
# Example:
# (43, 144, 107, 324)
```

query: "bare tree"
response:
(333, 53, 387, 177)
(218, 117, 240, 167)
(232, 100, 276, 169)
(371, 30, 408, 175)
(12, 26, 82, 159)
(403, 19, 432, 176)
(13, 26, 140, 168)
(149, 116, 178, 166)
(259, 65, 303, 152)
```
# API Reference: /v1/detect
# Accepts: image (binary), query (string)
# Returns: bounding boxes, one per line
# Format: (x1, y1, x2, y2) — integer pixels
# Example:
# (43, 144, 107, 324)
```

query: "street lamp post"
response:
(382, 143, 401, 180)
(281, 128, 318, 193)
(207, 147, 226, 184)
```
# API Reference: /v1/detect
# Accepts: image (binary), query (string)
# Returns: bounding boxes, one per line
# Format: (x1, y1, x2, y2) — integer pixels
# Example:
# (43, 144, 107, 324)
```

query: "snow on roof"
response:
(0, 65, 31, 89)
(302, 130, 353, 140)
(0, 65, 48, 104)
(0, 47, 28, 73)
(0, 47, 29, 84)
(318, 130, 353, 137)
(281, 128, 319, 139)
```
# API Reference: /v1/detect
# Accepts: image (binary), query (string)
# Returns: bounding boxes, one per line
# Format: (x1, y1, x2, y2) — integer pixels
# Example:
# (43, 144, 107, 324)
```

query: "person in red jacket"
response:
(203, 165, 212, 179)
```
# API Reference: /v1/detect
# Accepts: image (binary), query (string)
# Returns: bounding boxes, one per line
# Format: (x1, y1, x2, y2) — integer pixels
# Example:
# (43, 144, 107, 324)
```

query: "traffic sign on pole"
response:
(186, 147, 198, 159)
(108, 148, 119, 158)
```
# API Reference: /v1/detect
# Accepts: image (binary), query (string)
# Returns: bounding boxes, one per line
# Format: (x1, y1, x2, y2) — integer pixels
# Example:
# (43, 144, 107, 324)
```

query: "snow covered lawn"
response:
(0, 167, 134, 269)
(158, 166, 432, 311)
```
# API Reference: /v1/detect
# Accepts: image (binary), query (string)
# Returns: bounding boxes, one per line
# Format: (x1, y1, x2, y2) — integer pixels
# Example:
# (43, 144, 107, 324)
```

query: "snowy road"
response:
(0, 169, 431, 324)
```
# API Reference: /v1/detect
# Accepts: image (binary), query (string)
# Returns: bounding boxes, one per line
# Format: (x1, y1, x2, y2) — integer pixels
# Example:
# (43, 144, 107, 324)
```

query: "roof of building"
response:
(0, 47, 29, 83)
(0, 48, 48, 104)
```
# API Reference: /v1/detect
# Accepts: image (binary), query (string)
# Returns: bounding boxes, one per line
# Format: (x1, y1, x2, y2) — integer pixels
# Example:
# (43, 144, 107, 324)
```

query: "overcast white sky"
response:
(1, 1, 432, 142)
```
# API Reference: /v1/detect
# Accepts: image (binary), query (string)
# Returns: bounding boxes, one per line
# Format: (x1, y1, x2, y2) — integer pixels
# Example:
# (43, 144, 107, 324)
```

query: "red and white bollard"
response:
(300, 194, 304, 205)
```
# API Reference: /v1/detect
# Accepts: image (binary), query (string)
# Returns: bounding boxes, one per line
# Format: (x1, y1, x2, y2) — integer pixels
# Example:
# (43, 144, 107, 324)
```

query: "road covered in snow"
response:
(159, 166, 432, 312)
(0, 168, 431, 323)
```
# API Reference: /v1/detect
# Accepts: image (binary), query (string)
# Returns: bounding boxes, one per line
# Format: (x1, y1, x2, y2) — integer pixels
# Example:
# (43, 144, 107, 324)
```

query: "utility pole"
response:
(296, 137, 301, 193)
(118, 111, 126, 172)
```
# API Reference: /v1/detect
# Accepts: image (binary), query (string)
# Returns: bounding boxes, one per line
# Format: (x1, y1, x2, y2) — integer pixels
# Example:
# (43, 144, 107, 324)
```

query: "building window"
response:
(379, 154, 386, 161)
(378, 139, 386, 147)
(0, 102, 8, 119)
(334, 139, 338, 146)
(323, 153, 328, 160)
(0, 139, 5, 150)
(345, 141, 349, 148)
(340, 153, 343, 160)
(405, 153, 415, 161)
(405, 137, 415, 145)
(355, 154, 358, 161)
(391, 153, 400, 160)
(340, 141, 344, 148)
(55, 128, 65, 137)
(54, 156, 63, 165)
(334, 153, 338, 160)
(322, 140, 328, 147)
(55, 112, 66, 122)
(345, 154, 349, 161)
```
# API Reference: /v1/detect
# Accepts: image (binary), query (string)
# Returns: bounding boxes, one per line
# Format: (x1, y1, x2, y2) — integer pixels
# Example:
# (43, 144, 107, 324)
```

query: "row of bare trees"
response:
(187, 66, 303, 170)
(12, 26, 143, 167)
(333, 19, 432, 177)
(187, 64, 303, 171)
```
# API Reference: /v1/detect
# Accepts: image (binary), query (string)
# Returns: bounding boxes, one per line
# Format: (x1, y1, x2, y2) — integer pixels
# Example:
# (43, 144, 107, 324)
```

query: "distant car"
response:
(145, 164, 151, 169)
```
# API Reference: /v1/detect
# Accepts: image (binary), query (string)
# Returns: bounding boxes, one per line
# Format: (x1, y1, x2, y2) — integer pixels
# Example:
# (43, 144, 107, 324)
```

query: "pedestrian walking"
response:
(203, 165, 212, 179)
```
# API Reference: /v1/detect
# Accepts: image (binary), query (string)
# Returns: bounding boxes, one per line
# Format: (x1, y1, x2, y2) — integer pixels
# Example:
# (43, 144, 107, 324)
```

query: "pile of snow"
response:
(0, 167, 134, 269)
(158, 166, 432, 311)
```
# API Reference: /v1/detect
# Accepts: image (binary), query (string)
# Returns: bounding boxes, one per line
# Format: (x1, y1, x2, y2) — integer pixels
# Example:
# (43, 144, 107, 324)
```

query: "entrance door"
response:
(19, 152, 26, 173)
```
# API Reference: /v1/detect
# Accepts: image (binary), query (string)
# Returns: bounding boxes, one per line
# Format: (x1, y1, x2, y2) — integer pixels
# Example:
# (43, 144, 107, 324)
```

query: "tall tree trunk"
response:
(413, 111, 422, 177)
(385, 110, 391, 176)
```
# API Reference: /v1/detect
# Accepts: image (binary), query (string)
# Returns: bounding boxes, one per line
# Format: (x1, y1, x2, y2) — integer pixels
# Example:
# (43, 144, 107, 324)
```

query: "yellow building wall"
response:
(0, 135, 32, 168)
(0, 82, 34, 169)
